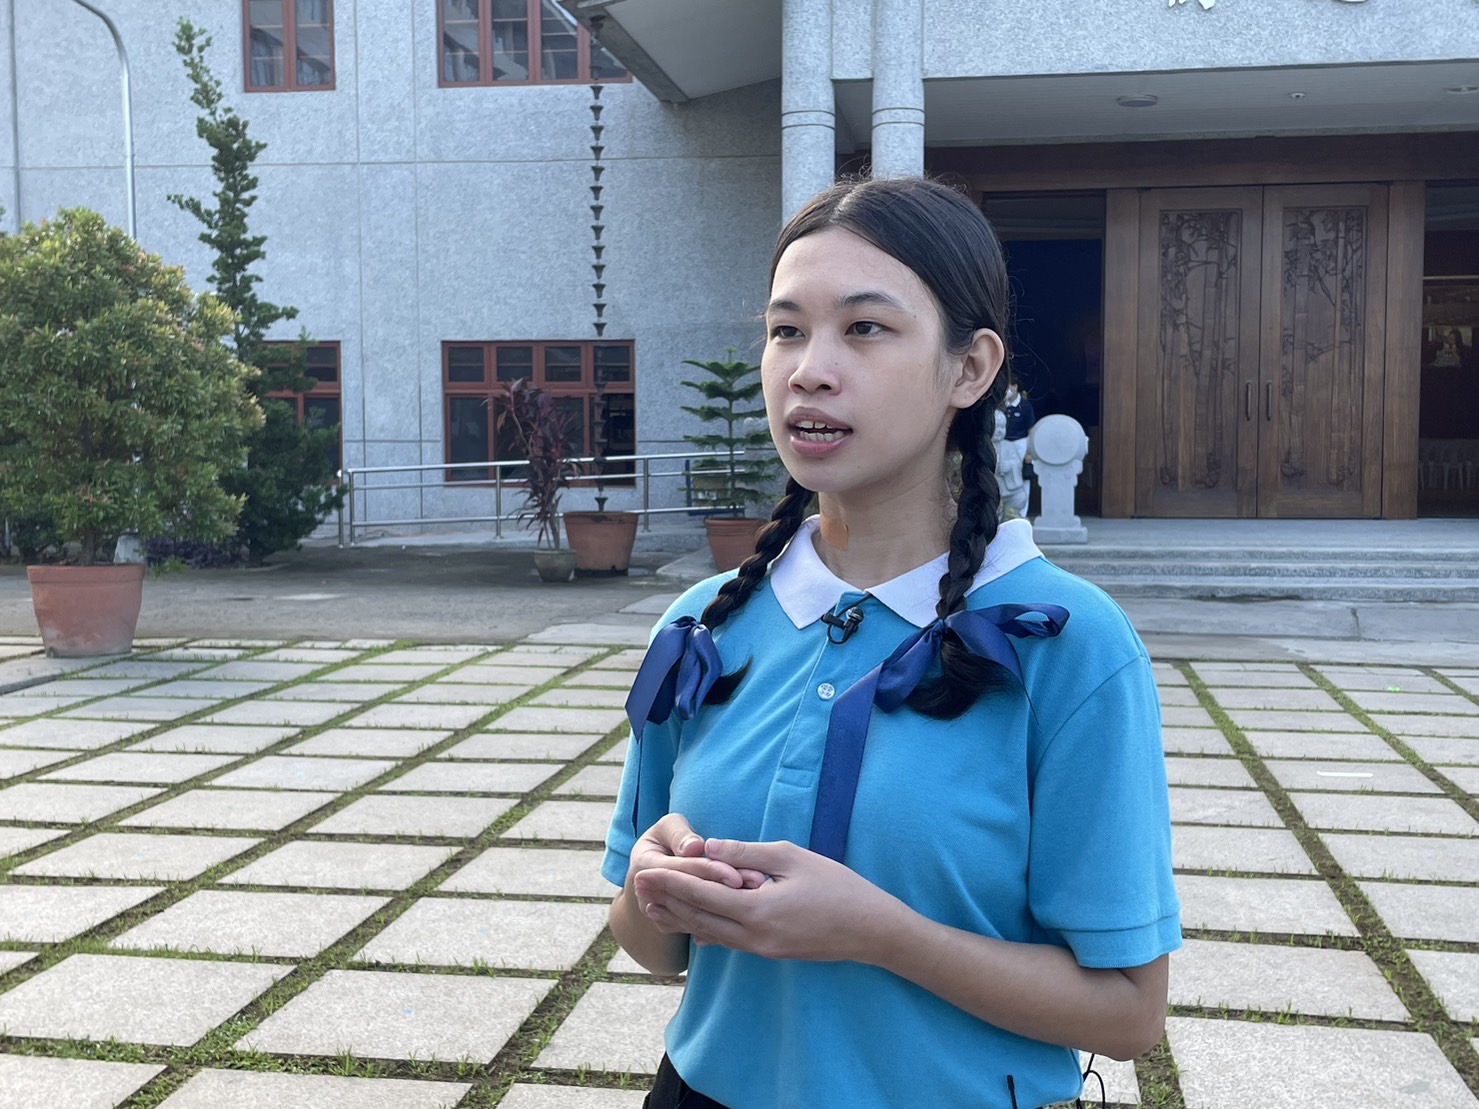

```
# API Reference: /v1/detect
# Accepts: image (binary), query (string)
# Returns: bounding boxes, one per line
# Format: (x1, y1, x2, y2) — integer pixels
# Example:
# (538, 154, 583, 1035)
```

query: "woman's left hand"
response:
(632, 838, 905, 963)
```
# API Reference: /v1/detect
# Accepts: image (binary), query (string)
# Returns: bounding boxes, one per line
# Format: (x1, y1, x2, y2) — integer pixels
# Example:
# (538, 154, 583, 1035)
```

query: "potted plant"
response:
(681, 352, 780, 571)
(500, 377, 580, 582)
(0, 209, 261, 655)
(563, 388, 638, 575)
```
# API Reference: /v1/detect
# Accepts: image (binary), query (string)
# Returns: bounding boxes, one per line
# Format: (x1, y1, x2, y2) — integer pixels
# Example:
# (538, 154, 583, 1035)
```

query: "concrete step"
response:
(1047, 559, 1477, 581)
(1082, 575, 1479, 603)
(1041, 545, 1479, 564)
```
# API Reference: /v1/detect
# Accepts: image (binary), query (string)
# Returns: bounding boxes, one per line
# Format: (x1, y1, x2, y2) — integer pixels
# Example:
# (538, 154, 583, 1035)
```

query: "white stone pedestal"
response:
(1027, 415, 1089, 545)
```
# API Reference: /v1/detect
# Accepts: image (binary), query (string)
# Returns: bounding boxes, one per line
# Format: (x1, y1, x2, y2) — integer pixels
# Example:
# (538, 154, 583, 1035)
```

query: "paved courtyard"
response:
(0, 608, 1476, 1108)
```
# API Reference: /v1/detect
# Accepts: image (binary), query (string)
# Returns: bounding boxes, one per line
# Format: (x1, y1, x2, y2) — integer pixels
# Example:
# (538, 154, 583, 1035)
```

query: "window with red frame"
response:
(438, 0, 628, 86)
(245, 0, 335, 91)
(443, 341, 634, 483)
(266, 342, 343, 475)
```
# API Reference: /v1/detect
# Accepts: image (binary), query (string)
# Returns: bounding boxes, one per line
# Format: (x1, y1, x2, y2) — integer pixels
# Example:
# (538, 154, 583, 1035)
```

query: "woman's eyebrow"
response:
(765, 290, 908, 315)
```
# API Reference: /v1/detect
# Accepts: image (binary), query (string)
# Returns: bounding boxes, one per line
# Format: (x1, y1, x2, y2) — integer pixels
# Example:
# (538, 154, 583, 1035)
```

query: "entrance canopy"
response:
(563, 0, 1478, 145)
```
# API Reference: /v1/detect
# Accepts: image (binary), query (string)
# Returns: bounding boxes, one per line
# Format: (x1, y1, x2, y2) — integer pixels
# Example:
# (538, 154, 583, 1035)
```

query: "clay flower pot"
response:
(705, 517, 767, 573)
(27, 564, 147, 657)
(564, 511, 639, 575)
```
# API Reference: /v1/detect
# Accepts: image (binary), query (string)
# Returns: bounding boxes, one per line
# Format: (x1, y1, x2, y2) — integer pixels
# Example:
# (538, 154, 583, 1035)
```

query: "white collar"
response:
(769, 516, 1042, 630)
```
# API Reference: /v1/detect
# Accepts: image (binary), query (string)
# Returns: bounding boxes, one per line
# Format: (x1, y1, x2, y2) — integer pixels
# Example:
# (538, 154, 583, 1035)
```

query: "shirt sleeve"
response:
(601, 714, 682, 888)
(1026, 652, 1182, 969)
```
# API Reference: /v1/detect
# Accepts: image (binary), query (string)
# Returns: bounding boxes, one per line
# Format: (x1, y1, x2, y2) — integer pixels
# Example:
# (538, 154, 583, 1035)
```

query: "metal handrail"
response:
(336, 448, 776, 546)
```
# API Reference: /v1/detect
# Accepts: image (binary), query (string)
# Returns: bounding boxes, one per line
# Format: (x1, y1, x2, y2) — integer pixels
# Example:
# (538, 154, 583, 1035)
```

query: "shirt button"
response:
(817, 683, 836, 700)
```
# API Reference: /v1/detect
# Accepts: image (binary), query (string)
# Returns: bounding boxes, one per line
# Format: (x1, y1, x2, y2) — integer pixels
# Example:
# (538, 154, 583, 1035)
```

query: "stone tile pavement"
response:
(0, 623, 1475, 1107)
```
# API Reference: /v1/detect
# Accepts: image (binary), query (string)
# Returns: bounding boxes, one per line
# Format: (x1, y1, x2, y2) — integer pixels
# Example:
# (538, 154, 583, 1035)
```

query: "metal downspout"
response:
(7, 0, 19, 229)
(68, 0, 135, 238)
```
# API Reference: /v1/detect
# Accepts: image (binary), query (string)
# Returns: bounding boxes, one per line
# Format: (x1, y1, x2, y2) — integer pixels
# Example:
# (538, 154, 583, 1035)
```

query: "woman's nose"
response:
(789, 339, 840, 392)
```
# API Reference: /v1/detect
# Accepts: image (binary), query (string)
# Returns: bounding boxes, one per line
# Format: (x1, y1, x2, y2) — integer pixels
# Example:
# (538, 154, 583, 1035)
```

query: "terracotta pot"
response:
(532, 547, 578, 583)
(705, 517, 768, 573)
(27, 563, 147, 657)
(563, 511, 639, 575)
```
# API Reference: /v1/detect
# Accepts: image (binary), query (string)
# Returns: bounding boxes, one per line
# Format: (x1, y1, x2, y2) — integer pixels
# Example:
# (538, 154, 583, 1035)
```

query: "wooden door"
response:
(1135, 189, 1263, 516)
(1256, 185, 1388, 517)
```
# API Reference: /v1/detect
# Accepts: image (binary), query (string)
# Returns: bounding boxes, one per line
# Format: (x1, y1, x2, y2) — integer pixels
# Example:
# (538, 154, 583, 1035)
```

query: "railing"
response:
(334, 449, 776, 547)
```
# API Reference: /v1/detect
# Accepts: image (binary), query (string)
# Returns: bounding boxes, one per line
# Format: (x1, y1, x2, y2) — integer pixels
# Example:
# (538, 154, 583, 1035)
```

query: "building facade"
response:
(4, 0, 1478, 525)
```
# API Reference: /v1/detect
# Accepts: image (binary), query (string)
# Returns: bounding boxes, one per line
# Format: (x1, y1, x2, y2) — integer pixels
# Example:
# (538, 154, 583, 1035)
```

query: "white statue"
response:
(1026, 414, 1089, 544)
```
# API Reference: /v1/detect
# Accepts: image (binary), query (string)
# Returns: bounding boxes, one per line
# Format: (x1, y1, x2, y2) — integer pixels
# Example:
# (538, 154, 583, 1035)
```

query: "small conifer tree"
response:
(169, 19, 341, 564)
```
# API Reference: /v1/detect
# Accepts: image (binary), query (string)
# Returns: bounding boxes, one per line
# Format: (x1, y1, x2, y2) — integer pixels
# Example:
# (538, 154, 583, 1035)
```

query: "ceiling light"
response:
(1116, 94, 1159, 109)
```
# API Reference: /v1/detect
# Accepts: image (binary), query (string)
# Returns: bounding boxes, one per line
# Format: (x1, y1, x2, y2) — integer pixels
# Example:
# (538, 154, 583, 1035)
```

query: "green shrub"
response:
(0, 209, 262, 565)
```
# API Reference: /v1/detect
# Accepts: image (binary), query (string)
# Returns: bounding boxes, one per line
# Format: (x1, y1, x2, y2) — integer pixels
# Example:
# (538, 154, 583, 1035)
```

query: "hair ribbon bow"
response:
(809, 603, 1069, 861)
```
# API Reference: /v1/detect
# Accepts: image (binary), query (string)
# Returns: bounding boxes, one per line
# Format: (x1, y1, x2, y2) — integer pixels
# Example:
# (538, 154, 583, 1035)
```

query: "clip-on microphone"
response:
(821, 606, 864, 644)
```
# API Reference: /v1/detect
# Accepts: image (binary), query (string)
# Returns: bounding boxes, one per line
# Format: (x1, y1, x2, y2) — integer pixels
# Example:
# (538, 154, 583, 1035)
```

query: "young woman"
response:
(603, 177, 1180, 1109)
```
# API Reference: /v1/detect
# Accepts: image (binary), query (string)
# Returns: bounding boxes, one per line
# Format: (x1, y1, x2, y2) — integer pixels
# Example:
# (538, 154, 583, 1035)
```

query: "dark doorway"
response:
(1420, 184, 1479, 517)
(982, 193, 1106, 515)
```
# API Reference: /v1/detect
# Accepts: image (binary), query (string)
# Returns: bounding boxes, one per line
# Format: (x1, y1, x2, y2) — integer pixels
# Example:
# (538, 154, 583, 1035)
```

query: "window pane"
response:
(539, 0, 578, 80)
(442, 0, 481, 82)
(447, 347, 486, 383)
(295, 4, 333, 89)
(448, 396, 490, 481)
(295, 0, 330, 25)
(490, 399, 530, 481)
(555, 395, 587, 456)
(593, 344, 631, 384)
(496, 346, 534, 383)
(600, 392, 636, 477)
(543, 345, 582, 383)
(588, 35, 627, 81)
(248, 27, 285, 89)
(305, 345, 339, 384)
(491, 0, 529, 80)
(250, 0, 285, 26)
(305, 396, 342, 473)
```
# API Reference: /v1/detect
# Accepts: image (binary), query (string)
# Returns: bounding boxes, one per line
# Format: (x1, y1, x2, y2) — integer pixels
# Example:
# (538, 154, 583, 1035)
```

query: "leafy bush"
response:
(0, 209, 261, 565)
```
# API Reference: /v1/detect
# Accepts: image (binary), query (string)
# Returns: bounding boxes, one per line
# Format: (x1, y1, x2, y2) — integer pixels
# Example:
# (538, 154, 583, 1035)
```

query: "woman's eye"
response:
(769, 324, 800, 340)
(849, 320, 885, 337)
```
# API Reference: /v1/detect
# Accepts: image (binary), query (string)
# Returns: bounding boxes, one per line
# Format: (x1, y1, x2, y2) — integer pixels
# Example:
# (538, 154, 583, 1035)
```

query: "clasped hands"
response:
(628, 813, 904, 964)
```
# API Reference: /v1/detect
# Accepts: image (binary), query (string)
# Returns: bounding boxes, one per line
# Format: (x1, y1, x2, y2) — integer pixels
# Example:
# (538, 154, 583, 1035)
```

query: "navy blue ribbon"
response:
(808, 603, 1068, 861)
(624, 616, 723, 834)
(623, 604, 1069, 859)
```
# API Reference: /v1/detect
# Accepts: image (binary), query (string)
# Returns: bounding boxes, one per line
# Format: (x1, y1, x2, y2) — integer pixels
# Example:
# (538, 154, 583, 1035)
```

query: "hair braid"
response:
(908, 400, 1010, 719)
(701, 477, 814, 705)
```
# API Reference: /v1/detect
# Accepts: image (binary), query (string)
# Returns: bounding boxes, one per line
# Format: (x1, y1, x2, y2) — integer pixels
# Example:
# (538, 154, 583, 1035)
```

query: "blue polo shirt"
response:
(603, 518, 1180, 1109)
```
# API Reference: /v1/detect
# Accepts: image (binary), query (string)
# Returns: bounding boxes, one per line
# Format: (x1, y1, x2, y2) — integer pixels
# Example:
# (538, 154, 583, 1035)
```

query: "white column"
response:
(781, 0, 835, 221)
(870, 0, 923, 178)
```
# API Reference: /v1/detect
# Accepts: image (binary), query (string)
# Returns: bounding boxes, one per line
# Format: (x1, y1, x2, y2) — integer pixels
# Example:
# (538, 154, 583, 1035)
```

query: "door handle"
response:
(1265, 382, 1273, 422)
(1245, 383, 1253, 422)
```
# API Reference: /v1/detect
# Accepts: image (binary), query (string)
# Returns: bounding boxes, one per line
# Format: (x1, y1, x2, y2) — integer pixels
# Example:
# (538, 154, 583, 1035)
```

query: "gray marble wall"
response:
(5, 0, 781, 528)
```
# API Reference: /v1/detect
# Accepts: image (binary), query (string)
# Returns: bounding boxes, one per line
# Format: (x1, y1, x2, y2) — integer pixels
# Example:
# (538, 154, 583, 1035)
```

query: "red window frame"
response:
(437, 0, 630, 87)
(265, 341, 343, 476)
(243, 0, 336, 92)
(442, 340, 635, 484)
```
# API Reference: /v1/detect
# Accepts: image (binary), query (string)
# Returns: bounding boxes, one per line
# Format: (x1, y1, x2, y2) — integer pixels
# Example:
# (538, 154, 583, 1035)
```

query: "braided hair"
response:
(705, 177, 1012, 718)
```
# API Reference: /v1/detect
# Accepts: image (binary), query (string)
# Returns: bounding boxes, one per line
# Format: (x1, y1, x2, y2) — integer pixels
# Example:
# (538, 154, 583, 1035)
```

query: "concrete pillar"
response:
(871, 0, 924, 178)
(781, 0, 835, 221)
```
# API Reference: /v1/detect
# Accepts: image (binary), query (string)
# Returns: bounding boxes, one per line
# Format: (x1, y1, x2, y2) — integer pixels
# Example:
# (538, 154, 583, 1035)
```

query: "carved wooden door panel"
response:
(1256, 185, 1388, 517)
(1135, 189, 1263, 517)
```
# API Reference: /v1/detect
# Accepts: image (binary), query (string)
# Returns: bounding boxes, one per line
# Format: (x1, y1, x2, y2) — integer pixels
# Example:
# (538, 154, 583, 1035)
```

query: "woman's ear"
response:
(949, 328, 1005, 411)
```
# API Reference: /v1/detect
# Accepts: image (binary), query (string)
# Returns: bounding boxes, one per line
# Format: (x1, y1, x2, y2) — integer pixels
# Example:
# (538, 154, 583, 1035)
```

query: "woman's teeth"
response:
(795, 422, 847, 442)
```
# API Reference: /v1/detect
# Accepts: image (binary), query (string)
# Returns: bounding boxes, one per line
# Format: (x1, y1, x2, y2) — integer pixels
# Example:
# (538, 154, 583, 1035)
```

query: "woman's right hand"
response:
(612, 814, 766, 973)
